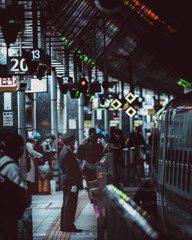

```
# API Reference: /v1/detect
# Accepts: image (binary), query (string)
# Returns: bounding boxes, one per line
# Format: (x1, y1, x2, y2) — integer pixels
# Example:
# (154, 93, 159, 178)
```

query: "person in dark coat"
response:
(127, 126, 146, 179)
(84, 132, 104, 182)
(107, 128, 125, 187)
(59, 130, 83, 232)
(127, 126, 145, 150)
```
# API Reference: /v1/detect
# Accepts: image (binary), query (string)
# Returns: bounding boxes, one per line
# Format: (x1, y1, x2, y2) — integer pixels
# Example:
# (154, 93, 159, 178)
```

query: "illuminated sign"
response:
(125, 106, 137, 118)
(177, 78, 191, 88)
(125, 92, 136, 104)
(110, 99, 122, 110)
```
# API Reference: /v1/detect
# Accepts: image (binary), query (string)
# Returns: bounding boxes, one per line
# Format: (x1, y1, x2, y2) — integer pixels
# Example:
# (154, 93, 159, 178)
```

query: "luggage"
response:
(38, 177, 50, 194)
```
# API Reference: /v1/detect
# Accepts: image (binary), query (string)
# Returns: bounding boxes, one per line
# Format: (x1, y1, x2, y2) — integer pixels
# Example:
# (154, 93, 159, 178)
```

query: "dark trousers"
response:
(27, 181, 37, 195)
(0, 219, 18, 240)
(60, 189, 78, 231)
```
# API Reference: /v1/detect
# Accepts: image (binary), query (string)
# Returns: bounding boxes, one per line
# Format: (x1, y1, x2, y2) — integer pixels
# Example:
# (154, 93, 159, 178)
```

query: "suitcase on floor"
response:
(38, 177, 51, 194)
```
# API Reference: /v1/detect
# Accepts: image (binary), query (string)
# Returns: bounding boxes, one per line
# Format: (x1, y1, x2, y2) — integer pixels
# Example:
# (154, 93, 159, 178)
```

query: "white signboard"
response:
(69, 119, 76, 129)
(0, 76, 17, 91)
(4, 92, 11, 110)
(97, 109, 102, 120)
(26, 77, 48, 93)
(3, 112, 13, 126)
(0, 76, 17, 87)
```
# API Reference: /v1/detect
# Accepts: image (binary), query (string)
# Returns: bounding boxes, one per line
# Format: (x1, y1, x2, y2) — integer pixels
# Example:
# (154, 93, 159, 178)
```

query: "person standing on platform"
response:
(0, 133, 31, 240)
(127, 126, 146, 150)
(96, 123, 108, 144)
(106, 128, 125, 187)
(84, 132, 104, 182)
(33, 132, 45, 193)
(26, 135, 43, 194)
(42, 134, 57, 170)
(33, 132, 43, 154)
(127, 126, 146, 179)
(59, 130, 83, 232)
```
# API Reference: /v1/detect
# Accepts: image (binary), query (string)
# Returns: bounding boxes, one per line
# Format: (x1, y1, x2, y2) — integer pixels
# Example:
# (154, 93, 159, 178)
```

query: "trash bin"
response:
(50, 179, 56, 194)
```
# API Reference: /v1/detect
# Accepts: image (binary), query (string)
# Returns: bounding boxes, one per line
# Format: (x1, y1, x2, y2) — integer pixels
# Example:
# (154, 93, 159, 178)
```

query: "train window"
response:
(178, 150, 182, 188)
(170, 148, 174, 185)
(174, 149, 178, 186)
(166, 148, 171, 183)
(182, 151, 187, 191)
(179, 149, 182, 163)
(187, 151, 192, 193)
(184, 151, 187, 165)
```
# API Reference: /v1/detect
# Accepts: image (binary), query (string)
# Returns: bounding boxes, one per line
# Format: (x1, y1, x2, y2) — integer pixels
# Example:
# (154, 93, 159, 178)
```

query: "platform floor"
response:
(31, 189, 97, 240)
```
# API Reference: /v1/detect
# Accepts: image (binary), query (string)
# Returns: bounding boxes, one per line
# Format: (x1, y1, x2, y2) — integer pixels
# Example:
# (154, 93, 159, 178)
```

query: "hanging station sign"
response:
(7, 56, 29, 75)
(109, 92, 138, 118)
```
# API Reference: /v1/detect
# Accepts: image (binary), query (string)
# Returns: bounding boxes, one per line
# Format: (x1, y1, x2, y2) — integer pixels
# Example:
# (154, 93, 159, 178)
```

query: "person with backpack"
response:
(0, 133, 31, 240)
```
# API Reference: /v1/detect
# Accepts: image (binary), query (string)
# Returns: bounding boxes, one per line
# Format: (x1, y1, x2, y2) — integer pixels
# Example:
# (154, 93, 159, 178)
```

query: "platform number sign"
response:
(62, 77, 69, 84)
(30, 49, 41, 61)
(7, 57, 29, 75)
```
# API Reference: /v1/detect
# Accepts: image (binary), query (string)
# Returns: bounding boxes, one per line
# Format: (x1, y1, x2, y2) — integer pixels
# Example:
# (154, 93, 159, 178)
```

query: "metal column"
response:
(17, 33, 26, 179)
(62, 49, 70, 134)
(57, 86, 63, 133)
(78, 96, 84, 144)
(17, 91, 26, 179)
(63, 94, 67, 133)
(119, 81, 123, 130)
(104, 108, 109, 136)
(32, 93, 36, 134)
(92, 109, 96, 127)
(51, 68, 58, 165)
(32, 0, 38, 134)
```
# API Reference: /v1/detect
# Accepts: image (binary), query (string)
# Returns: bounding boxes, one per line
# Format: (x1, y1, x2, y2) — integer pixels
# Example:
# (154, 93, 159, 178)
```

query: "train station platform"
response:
(30, 151, 150, 240)
(32, 189, 97, 240)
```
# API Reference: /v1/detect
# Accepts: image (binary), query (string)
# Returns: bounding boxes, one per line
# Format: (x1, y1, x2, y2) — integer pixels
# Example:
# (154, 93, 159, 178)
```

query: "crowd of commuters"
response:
(0, 124, 147, 237)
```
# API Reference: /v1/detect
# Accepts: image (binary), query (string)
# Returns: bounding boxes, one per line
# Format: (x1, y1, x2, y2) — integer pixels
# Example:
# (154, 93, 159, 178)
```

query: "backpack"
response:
(0, 161, 31, 220)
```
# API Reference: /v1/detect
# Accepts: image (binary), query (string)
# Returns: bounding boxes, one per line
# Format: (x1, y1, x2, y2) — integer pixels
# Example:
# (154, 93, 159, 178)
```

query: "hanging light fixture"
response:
(94, 0, 122, 13)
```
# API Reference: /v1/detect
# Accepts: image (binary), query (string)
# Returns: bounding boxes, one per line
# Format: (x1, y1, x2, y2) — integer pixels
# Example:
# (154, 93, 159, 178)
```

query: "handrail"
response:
(105, 184, 161, 240)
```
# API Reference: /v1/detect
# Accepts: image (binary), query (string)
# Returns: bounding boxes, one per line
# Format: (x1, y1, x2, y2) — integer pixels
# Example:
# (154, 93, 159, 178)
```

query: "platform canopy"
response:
(1, 0, 192, 97)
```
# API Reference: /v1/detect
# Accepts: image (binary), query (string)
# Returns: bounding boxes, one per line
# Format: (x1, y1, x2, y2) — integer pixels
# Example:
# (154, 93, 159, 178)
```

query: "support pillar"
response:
(78, 95, 84, 144)
(92, 109, 96, 127)
(17, 91, 26, 179)
(57, 86, 63, 133)
(51, 68, 58, 165)
(18, 33, 26, 179)
(104, 108, 109, 136)
(32, 93, 36, 134)
(63, 94, 67, 133)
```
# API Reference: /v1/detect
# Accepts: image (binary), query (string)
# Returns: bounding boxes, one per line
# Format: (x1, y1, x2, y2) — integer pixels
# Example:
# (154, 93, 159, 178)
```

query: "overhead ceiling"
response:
(1, 0, 192, 97)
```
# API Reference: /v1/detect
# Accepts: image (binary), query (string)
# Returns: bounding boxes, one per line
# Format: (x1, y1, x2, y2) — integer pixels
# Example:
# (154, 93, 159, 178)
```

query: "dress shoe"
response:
(65, 227, 83, 232)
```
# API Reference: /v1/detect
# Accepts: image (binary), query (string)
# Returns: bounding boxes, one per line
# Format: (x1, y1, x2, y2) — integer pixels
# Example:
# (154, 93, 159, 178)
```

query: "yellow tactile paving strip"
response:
(44, 192, 89, 240)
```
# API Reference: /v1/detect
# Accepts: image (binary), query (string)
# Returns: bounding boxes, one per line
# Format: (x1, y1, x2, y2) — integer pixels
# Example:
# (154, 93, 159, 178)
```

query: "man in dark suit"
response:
(59, 130, 83, 232)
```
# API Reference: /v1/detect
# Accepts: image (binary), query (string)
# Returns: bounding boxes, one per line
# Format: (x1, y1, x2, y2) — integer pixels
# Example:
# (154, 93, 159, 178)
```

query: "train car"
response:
(150, 91, 192, 239)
